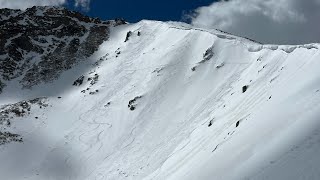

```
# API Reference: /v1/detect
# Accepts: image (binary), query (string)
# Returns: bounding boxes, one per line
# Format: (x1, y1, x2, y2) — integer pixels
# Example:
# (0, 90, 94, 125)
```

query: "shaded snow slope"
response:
(1, 20, 320, 180)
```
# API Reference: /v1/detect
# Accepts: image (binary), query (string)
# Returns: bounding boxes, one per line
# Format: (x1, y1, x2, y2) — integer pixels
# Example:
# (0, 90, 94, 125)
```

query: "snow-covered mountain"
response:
(1, 6, 320, 180)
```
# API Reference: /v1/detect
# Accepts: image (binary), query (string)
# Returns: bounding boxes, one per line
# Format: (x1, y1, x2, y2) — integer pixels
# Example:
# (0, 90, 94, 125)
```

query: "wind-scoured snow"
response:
(1, 20, 320, 180)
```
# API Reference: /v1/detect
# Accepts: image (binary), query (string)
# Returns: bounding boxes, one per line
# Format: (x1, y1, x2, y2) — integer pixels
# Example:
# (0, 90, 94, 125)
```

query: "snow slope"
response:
(1, 20, 320, 180)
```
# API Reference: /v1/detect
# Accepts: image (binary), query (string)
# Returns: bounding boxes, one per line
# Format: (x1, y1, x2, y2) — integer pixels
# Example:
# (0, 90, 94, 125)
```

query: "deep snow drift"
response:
(1, 18, 320, 180)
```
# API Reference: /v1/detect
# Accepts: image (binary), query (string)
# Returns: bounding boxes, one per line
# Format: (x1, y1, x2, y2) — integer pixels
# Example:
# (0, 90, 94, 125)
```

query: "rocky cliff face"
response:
(0, 6, 124, 91)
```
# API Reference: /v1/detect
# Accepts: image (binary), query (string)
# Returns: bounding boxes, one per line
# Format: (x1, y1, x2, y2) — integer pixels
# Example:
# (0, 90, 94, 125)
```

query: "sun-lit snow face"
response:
(191, 0, 320, 45)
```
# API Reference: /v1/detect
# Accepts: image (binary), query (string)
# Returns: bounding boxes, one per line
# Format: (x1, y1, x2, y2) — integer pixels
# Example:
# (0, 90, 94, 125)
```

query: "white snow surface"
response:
(1, 20, 320, 180)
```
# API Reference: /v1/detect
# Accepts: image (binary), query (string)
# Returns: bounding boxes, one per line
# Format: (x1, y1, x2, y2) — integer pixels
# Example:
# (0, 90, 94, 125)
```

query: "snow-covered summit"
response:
(1, 7, 320, 180)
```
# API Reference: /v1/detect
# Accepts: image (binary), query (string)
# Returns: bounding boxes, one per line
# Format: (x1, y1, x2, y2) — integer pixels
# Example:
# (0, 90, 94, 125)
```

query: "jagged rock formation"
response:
(0, 6, 125, 90)
(0, 97, 48, 145)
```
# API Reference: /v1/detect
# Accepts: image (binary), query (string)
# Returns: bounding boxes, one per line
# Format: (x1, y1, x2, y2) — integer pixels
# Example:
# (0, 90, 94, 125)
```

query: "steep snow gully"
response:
(1, 20, 320, 180)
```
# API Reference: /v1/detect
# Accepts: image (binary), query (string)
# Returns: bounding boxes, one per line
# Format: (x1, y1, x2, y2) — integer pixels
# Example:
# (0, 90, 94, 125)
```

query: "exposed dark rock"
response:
(104, 102, 111, 107)
(199, 45, 214, 64)
(216, 63, 225, 69)
(0, 80, 5, 94)
(0, 97, 48, 145)
(89, 90, 99, 95)
(114, 18, 126, 26)
(208, 120, 213, 127)
(124, 31, 132, 42)
(257, 57, 262, 61)
(242, 85, 248, 93)
(130, 106, 135, 111)
(94, 53, 109, 66)
(128, 96, 142, 111)
(236, 121, 240, 127)
(0, 131, 23, 145)
(73, 75, 85, 86)
(192, 45, 215, 71)
(0, 97, 47, 122)
(0, 6, 114, 90)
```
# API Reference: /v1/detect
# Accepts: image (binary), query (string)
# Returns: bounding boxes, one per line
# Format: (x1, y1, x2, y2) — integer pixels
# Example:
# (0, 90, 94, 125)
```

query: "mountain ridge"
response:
(0, 6, 320, 180)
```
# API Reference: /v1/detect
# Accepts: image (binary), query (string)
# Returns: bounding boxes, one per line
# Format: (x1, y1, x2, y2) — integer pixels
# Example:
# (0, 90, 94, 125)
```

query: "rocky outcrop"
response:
(0, 6, 125, 90)
(0, 97, 48, 145)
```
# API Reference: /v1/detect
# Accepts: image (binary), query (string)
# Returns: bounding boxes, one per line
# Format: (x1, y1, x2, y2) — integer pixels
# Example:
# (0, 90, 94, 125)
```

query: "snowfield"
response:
(1, 20, 320, 180)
